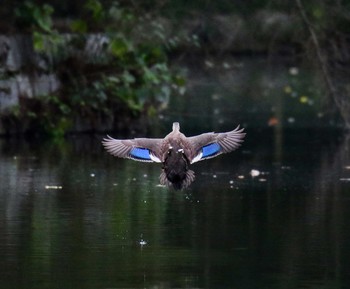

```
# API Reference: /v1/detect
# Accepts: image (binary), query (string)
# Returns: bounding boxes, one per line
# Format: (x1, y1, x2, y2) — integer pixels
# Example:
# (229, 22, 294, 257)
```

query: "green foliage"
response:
(10, 0, 187, 137)
(85, 0, 105, 22)
(14, 1, 54, 32)
(15, 1, 65, 56)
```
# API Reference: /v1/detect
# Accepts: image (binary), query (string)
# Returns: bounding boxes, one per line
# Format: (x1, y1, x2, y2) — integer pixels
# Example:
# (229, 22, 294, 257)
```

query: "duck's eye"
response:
(178, 148, 184, 153)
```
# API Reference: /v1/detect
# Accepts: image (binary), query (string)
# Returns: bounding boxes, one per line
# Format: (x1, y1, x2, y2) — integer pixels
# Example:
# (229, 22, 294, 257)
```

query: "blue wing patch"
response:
(130, 147, 152, 161)
(202, 143, 221, 158)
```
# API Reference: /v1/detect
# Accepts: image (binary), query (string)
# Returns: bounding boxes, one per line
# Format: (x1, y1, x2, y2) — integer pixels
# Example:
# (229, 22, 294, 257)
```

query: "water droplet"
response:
(281, 166, 291, 170)
(205, 60, 214, 68)
(289, 67, 299, 75)
(287, 117, 295, 123)
(223, 62, 231, 69)
(45, 185, 63, 190)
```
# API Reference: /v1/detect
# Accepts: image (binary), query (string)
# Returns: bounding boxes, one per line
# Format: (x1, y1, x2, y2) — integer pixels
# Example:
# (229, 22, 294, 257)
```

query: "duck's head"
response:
(166, 146, 187, 162)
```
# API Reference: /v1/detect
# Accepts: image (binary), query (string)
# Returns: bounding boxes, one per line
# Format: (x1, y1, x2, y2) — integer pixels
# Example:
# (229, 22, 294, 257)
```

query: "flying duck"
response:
(102, 122, 245, 190)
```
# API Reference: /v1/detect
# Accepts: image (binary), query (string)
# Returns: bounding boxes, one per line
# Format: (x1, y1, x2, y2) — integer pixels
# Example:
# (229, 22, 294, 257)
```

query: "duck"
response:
(102, 122, 245, 190)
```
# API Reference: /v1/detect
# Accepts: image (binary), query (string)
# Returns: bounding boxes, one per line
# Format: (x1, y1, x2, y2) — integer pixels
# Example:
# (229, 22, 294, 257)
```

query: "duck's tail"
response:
(160, 169, 195, 190)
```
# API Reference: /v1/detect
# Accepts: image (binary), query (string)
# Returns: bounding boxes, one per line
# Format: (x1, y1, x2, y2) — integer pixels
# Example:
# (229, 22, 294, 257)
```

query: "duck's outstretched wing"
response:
(102, 136, 163, 162)
(187, 125, 246, 163)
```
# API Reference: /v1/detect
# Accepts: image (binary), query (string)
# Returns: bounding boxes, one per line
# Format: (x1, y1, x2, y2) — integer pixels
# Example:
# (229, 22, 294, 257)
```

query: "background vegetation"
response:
(1, 0, 350, 136)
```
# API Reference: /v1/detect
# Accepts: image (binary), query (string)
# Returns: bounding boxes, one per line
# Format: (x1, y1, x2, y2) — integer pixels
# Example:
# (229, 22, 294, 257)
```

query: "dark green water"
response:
(1, 58, 350, 289)
(1, 128, 350, 289)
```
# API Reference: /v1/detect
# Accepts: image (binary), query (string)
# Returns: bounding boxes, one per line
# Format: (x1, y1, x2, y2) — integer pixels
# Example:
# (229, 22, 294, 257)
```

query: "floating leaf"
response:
(300, 96, 309, 103)
(268, 117, 279, 126)
(250, 169, 260, 177)
(284, 85, 292, 94)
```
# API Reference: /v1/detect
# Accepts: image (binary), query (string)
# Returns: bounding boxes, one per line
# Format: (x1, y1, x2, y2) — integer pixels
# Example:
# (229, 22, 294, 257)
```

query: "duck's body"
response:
(102, 122, 245, 190)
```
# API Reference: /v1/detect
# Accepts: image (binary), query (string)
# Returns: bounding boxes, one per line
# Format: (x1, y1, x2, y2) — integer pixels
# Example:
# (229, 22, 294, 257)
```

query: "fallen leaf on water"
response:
(300, 96, 309, 103)
(284, 85, 292, 94)
(268, 117, 279, 126)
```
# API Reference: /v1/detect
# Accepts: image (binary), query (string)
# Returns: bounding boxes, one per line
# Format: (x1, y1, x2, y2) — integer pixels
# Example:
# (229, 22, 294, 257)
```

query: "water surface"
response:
(1, 57, 350, 289)
(1, 127, 349, 289)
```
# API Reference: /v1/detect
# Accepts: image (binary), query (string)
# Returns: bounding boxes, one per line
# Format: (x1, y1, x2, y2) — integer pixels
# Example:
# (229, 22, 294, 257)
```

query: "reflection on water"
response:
(0, 56, 349, 289)
(0, 127, 349, 289)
